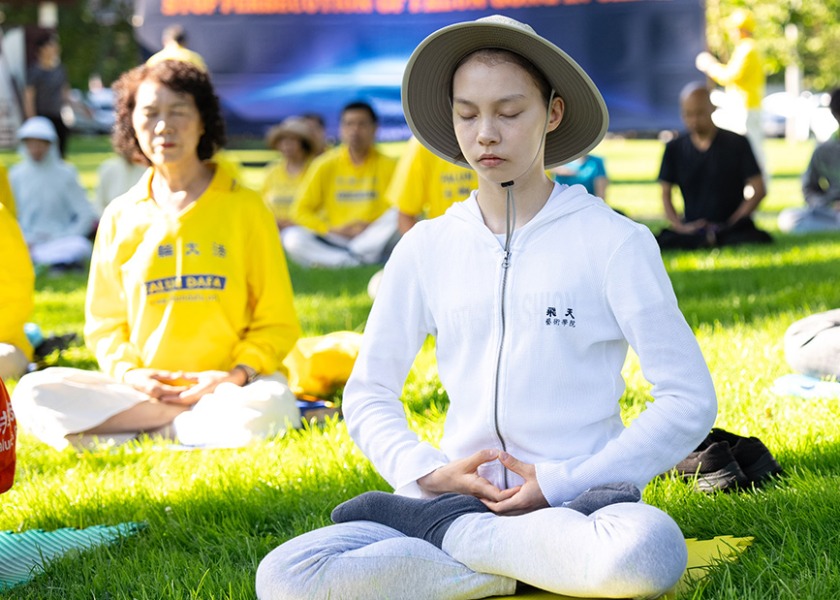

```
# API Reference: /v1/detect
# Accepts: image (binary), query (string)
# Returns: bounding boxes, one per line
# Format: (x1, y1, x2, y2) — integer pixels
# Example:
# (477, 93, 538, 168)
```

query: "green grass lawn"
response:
(3, 136, 840, 598)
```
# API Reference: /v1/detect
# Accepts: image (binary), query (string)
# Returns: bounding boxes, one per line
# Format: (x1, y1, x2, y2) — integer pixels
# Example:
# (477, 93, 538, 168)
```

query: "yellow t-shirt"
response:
(706, 38, 765, 110)
(0, 203, 34, 359)
(0, 164, 16, 218)
(85, 165, 300, 382)
(389, 137, 476, 219)
(262, 158, 312, 221)
(291, 145, 397, 235)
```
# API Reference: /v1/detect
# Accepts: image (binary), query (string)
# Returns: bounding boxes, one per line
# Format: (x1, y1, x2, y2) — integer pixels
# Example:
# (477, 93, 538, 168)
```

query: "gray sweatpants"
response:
(256, 501, 686, 600)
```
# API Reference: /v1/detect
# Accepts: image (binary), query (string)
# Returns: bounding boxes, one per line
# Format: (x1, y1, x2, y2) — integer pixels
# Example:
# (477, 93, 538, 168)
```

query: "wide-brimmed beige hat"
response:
(266, 117, 317, 154)
(402, 15, 608, 169)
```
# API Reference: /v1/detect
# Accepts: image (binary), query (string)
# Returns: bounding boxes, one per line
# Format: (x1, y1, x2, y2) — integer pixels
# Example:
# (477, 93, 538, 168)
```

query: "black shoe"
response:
(674, 440, 749, 492)
(707, 428, 783, 486)
(34, 333, 79, 360)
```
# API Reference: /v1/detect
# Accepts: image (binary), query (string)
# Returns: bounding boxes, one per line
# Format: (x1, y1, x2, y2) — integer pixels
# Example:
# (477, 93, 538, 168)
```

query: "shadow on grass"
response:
(661, 233, 840, 328)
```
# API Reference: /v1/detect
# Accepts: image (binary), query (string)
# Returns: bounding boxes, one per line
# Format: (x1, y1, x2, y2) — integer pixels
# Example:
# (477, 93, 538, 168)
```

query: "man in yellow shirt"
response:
(283, 102, 398, 267)
(696, 8, 766, 174)
(0, 202, 34, 380)
(389, 136, 476, 234)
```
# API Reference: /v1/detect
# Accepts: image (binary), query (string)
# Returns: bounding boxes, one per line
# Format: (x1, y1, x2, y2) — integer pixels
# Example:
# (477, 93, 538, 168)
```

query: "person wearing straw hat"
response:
(262, 117, 318, 231)
(257, 15, 716, 599)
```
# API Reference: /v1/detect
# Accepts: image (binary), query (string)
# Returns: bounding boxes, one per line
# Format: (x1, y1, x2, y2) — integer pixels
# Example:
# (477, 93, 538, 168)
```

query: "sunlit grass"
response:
(4, 137, 840, 598)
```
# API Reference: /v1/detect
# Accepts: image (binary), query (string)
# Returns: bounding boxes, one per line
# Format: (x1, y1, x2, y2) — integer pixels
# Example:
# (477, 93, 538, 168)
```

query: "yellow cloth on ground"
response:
(501, 536, 753, 599)
(283, 331, 363, 397)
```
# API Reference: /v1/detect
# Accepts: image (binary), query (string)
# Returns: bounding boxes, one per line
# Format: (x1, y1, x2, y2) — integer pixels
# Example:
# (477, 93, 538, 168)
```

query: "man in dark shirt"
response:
(656, 83, 772, 249)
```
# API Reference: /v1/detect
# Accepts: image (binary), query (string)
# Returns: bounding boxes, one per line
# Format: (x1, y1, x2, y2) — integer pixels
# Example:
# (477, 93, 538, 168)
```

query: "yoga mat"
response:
(0, 522, 145, 591)
(500, 535, 753, 599)
(771, 374, 840, 399)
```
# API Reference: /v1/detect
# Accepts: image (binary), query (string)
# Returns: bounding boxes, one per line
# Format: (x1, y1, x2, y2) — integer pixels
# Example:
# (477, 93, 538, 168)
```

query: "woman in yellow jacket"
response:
(12, 59, 301, 451)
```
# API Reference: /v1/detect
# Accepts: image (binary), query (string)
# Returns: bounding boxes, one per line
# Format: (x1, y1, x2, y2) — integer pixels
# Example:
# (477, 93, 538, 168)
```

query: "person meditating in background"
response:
(12, 60, 301, 451)
(656, 83, 772, 250)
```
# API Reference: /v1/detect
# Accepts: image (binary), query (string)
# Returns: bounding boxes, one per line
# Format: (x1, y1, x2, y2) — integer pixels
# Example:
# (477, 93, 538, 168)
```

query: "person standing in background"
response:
(24, 33, 70, 157)
(695, 8, 766, 177)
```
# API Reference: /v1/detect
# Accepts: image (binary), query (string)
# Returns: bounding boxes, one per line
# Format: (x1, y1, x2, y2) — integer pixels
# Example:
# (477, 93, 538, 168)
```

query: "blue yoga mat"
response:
(0, 522, 145, 591)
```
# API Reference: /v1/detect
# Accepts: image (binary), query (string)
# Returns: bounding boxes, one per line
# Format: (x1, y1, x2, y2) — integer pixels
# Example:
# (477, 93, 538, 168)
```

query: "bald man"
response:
(656, 83, 772, 250)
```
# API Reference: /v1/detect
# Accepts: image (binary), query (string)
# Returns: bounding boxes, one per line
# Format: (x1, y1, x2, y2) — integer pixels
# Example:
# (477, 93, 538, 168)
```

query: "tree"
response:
(0, 0, 139, 89)
(707, 0, 840, 92)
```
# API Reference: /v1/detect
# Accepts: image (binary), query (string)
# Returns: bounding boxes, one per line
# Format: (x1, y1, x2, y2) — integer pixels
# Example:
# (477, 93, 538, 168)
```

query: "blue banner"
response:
(133, 0, 705, 138)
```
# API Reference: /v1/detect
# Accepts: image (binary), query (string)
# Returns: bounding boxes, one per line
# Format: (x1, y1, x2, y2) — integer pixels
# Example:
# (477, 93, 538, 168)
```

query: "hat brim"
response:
(402, 19, 608, 169)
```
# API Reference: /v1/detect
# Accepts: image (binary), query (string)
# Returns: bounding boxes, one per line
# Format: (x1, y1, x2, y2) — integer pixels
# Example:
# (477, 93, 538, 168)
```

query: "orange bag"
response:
(0, 377, 15, 493)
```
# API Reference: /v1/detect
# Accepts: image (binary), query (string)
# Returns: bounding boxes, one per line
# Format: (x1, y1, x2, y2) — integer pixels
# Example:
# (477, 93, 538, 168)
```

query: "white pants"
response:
(29, 235, 92, 267)
(256, 502, 686, 600)
(778, 206, 840, 234)
(0, 344, 28, 380)
(745, 109, 766, 178)
(11, 367, 300, 450)
(282, 210, 398, 268)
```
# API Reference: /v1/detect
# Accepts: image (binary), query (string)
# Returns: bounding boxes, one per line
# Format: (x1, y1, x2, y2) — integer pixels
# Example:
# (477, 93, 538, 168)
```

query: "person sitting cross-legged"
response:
(281, 101, 398, 268)
(11, 60, 301, 451)
(656, 83, 772, 250)
(257, 16, 717, 600)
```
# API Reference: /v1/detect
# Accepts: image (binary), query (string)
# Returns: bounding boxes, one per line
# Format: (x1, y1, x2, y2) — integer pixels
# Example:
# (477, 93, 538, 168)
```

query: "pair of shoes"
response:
(674, 439, 748, 492)
(674, 428, 782, 492)
(706, 428, 783, 486)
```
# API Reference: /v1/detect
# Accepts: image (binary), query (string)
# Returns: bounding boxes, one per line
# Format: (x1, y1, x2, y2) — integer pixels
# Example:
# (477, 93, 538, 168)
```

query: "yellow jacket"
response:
(292, 145, 396, 235)
(85, 165, 300, 381)
(706, 38, 765, 110)
(388, 137, 476, 219)
(262, 157, 313, 221)
(0, 164, 16, 217)
(0, 203, 34, 359)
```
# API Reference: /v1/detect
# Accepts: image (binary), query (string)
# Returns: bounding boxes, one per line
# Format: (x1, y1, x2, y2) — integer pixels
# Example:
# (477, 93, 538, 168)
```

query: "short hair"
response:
(35, 33, 58, 51)
(830, 88, 840, 118)
(679, 81, 711, 105)
(341, 101, 377, 124)
(112, 60, 226, 166)
(301, 112, 326, 128)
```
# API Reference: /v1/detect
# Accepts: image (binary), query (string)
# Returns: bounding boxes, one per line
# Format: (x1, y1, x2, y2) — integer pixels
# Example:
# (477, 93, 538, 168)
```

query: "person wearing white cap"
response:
(10, 116, 97, 269)
(257, 15, 716, 599)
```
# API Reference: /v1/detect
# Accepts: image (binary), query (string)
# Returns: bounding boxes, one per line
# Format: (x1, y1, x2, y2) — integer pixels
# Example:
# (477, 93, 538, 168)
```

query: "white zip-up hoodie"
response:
(344, 183, 717, 506)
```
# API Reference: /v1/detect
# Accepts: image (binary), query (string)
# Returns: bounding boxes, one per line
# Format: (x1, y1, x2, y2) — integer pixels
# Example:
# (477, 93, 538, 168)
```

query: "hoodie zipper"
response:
(493, 247, 511, 489)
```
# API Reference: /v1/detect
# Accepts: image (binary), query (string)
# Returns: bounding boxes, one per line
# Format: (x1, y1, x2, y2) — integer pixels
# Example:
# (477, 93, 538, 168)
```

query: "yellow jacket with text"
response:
(292, 145, 396, 235)
(85, 165, 300, 381)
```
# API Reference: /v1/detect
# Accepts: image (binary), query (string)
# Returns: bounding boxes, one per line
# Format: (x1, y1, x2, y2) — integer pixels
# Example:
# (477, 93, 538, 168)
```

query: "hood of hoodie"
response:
(16, 117, 60, 167)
